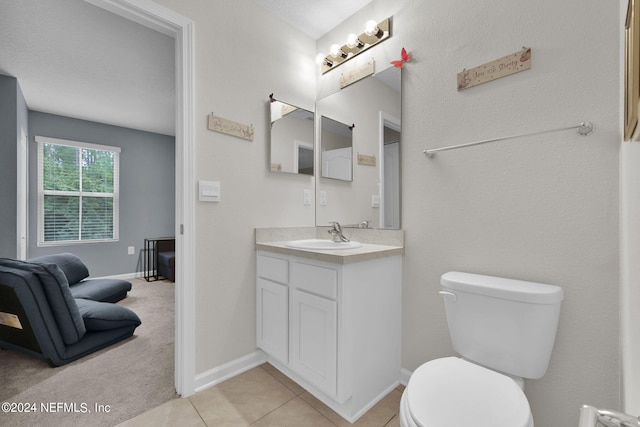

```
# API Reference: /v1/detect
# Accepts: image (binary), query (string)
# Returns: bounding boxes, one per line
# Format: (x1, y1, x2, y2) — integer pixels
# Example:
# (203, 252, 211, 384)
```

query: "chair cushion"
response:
(28, 253, 90, 285)
(0, 258, 86, 345)
(70, 279, 132, 303)
(75, 299, 141, 331)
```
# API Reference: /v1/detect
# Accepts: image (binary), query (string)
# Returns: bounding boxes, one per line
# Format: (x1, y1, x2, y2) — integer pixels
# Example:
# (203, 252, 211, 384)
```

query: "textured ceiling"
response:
(253, 0, 374, 39)
(0, 0, 176, 136)
(0, 0, 371, 136)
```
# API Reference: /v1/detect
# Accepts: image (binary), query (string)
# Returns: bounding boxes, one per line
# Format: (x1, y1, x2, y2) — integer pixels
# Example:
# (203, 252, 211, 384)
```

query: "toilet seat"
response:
(402, 357, 533, 427)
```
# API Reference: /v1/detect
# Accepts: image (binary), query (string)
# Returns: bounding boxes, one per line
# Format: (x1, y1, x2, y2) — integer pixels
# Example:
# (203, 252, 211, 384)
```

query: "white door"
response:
(322, 147, 352, 181)
(257, 278, 289, 364)
(291, 289, 337, 397)
(17, 129, 27, 259)
(383, 142, 400, 229)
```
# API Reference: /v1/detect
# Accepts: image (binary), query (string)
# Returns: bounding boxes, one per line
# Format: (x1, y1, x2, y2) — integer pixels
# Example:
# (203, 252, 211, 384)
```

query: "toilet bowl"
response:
(400, 357, 533, 427)
(399, 272, 563, 427)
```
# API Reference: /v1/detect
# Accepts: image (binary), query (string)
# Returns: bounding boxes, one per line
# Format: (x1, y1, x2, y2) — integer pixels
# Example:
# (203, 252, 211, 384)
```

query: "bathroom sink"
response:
(286, 239, 363, 250)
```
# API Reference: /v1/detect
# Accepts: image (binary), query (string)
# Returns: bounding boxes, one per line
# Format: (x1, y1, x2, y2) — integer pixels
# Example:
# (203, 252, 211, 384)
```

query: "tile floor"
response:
(117, 363, 403, 427)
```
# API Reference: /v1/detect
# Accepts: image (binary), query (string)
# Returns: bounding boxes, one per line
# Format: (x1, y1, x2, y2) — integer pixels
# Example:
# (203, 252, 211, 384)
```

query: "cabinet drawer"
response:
(292, 262, 337, 299)
(257, 254, 289, 284)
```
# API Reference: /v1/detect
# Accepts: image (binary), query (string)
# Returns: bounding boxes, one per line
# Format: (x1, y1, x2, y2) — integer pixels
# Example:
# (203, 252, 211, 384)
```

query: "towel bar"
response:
(579, 404, 640, 427)
(423, 122, 594, 158)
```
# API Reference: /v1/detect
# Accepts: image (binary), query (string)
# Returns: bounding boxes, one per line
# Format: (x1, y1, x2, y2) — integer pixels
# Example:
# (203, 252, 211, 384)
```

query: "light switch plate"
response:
(199, 180, 220, 202)
(320, 191, 327, 206)
(371, 194, 380, 208)
(303, 189, 312, 205)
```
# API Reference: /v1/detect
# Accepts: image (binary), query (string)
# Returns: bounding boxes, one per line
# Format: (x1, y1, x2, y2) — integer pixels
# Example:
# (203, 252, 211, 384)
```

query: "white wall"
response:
(620, 0, 640, 413)
(320, 0, 621, 425)
(151, 0, 316, 373)
(621, 142, 640, 416)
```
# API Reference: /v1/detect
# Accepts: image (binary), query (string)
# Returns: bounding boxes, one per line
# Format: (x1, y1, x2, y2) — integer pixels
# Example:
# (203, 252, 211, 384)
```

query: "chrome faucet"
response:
(328, 222, 350, 242)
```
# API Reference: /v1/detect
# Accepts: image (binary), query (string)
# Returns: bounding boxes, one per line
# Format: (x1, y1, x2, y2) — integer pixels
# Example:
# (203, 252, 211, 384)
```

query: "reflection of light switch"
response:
(303, 189, 312, 206)
(371, 194, 380, 208)
(199, 180, 220, 202)
(320, 191, 327, 206)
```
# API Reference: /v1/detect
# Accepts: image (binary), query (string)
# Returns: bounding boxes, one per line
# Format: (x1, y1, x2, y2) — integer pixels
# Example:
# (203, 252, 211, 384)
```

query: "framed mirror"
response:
(316, 66, 401, 229)
(270, 100, 314, 175)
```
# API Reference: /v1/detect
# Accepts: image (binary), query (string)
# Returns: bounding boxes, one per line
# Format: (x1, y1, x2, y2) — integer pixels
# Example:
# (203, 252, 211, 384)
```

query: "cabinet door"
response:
(291, 289, 337, 397)
(257, 278, 288, 364)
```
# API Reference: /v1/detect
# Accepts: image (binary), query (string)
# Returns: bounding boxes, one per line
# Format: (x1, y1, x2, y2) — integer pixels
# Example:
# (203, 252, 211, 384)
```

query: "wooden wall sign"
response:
(357, 153, 376, 166)
(340, 59, 375, 89)
(208, 113, 254, 141)
(457, 47, 531, 91)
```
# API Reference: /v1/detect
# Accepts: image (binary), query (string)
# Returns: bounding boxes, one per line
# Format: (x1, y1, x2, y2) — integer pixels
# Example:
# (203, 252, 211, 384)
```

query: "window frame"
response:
(36, 136, 120, 247)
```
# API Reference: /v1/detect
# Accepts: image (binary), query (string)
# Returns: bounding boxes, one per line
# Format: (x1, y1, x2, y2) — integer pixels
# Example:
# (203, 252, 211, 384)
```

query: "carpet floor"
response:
(0, 278, 176, 427)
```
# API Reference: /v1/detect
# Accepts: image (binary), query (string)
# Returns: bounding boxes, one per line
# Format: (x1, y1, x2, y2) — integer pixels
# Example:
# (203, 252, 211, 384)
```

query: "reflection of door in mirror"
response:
(381, 115, 400, 229)
(320, 116, 353, 181)
(270, 101, 314, 175)
(295, 141, 314, 175)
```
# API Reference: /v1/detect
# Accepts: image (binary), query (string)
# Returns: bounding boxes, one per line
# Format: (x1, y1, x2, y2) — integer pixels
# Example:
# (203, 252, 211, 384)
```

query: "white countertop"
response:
(255, 227, 404, 264)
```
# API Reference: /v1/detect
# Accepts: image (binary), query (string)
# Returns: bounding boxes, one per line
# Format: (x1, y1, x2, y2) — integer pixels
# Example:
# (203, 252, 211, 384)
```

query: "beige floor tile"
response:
(260, 363, 306, 395)
(116, 397, 205, 427)
(251, 397, 336, 427)
(384, 414, 400, 427)
(299, 392, 349, 426)
(351, 388, 402, 426)
(299, 388, 402, 427)
(189, 366, 296, 426)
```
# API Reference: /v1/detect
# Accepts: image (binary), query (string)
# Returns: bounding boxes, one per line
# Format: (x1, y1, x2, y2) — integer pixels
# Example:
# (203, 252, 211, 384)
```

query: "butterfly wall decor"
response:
(391, 48, 411, 69)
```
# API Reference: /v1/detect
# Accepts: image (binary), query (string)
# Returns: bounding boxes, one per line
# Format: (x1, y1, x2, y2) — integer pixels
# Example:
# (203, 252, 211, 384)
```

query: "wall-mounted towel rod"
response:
(423, 121, 594, 158)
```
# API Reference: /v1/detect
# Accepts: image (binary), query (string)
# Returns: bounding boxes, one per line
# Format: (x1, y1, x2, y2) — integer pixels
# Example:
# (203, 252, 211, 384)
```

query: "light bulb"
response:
(315, 53, 326, 65)
(346, 33, 360, 49)
(365, 20, 381, 37)
(330, 44, 342, 58)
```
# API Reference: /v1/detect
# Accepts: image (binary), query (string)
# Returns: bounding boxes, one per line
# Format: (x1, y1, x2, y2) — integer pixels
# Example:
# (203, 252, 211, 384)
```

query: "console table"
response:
(144, 237, 175, 281)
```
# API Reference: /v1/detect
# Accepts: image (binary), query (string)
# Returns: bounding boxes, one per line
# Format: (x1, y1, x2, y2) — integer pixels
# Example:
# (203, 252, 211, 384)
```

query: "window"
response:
(36, 136, 120, 246)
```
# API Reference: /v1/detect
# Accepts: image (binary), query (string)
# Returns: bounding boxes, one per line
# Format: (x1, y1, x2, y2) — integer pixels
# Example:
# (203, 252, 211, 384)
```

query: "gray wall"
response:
(28, 111, 175, 277)
(0, 75, 20, 258)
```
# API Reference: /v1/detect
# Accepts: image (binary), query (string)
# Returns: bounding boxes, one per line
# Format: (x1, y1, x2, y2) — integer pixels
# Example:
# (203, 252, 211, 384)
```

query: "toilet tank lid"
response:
(441, 272, 564, 304)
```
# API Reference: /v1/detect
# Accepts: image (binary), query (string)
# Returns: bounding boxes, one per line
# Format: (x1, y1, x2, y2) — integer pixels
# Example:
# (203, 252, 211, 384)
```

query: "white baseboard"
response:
(400, 368, 413, 386)
(193, 351, 268, 393)
(93, 272, 138, 280)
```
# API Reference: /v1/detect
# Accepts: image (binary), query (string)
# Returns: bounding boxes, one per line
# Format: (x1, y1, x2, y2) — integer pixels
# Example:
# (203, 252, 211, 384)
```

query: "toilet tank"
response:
(440, 272, 563, 379)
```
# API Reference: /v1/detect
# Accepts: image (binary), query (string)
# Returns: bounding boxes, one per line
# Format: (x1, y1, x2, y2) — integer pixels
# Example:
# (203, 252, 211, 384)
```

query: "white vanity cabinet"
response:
(256, 254, 289, 365)
(256, 249, 402, 423)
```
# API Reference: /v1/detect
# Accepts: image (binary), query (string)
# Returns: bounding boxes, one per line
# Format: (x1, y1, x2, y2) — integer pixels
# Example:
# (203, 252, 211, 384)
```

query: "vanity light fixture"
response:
(319, 17, 391, 74)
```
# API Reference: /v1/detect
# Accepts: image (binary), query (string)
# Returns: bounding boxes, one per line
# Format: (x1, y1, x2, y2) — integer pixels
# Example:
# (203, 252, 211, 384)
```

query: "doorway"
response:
(85, 0, 196, 396)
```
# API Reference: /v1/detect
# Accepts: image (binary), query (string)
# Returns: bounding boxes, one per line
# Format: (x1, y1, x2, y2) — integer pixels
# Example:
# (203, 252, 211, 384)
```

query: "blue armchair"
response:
(0, 256, 140, 366)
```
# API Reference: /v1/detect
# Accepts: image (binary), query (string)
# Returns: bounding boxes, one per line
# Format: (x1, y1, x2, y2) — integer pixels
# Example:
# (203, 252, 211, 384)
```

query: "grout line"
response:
(258, 364, 338, 426)
(259, 363, 305, 396)
(187, 397, 208, 426)
(383, 414, 399, 426)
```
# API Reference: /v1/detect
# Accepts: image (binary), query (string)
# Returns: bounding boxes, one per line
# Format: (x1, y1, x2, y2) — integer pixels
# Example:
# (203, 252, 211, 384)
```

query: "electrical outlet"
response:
(320, 191, 327, 206)
(128, 246, 135, 255)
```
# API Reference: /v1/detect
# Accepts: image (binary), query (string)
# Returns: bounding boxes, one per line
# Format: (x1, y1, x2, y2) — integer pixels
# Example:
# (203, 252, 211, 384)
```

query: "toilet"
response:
(400, 271, 564, 427)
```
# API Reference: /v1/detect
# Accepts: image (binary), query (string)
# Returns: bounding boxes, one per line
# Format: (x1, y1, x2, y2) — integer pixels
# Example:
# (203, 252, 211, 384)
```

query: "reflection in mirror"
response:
(321, 116, 353, 181)
(270, 100, 314, 175)
(316, 66, 401, 229)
